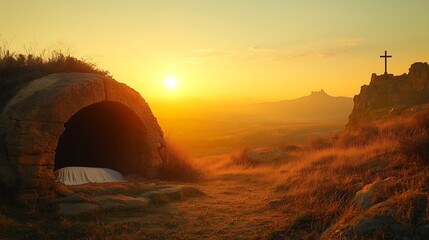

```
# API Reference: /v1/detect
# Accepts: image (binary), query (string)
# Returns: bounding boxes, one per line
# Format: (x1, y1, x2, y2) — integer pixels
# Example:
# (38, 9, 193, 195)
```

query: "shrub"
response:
(308, 135, 332, 149)
(336, 124, 380, 147)
(399, 128, 429, 164)
(229, 148, 261, 168)
(158, 141, 203, 182)
(337, 106, 429, 149)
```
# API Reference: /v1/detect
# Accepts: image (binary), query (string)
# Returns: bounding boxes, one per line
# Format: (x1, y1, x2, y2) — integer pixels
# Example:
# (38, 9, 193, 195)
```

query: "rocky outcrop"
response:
(348, 62, 429, 127)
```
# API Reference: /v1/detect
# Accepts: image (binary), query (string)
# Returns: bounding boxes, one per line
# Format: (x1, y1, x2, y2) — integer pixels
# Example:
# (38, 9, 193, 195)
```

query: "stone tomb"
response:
(0, 73, 165, 203)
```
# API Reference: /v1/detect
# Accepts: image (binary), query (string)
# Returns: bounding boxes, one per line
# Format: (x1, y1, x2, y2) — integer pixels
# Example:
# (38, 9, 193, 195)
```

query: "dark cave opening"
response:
(54, 101, 148, 175)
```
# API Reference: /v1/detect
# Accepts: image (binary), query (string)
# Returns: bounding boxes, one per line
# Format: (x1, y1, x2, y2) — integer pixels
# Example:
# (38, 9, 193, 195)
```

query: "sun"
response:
(164, 76, 178, 90)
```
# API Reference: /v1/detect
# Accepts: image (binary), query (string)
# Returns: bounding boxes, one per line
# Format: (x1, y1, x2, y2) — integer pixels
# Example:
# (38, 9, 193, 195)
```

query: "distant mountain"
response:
(151, 90, 353, 122)
(249, 90, 353, 121)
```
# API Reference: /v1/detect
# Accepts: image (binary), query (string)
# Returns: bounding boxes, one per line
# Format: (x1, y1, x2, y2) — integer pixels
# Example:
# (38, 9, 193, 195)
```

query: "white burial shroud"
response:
(55, 166, 127, 185)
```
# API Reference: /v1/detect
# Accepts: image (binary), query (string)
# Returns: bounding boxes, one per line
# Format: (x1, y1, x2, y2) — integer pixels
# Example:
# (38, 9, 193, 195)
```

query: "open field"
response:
(159, 117, 346, 157)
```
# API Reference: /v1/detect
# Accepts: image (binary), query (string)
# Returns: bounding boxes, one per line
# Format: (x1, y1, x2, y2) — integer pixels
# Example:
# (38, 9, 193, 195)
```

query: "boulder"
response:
(354, 177, 395, 209)
(58, 203, 100, 216)
(94, 194, 150, 210)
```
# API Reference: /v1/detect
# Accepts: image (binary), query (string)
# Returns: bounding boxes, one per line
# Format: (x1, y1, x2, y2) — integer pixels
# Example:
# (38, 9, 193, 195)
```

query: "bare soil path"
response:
(95, 175, 286, 239)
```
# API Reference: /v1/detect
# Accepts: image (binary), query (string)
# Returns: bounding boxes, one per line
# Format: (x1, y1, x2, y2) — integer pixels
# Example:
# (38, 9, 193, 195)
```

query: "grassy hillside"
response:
(203, 106, 429, 239)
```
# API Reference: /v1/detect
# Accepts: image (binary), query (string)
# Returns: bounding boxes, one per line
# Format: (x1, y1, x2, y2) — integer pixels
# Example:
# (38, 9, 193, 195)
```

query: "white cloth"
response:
(55, 166, 126, 185)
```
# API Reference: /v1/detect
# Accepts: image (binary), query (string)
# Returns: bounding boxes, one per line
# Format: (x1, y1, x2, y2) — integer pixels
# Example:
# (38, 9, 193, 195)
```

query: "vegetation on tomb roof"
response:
(0, 44, 110, 111)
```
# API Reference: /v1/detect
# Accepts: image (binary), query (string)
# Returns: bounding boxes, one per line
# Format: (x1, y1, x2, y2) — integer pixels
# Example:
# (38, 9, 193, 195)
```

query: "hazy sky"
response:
(1, 0, 429, 103)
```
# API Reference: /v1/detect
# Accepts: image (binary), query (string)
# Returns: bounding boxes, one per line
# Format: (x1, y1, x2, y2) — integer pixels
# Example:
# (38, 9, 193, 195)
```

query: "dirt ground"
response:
(1, 166, 287, 240)
(110, 178, 285, 239)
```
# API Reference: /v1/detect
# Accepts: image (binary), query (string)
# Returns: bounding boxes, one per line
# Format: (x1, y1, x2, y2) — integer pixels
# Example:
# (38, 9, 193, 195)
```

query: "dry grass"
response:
(399, 128, 429, 164)
(197, 122, 427, 238)
(229, 149, 262, 168)
(265, 108, 429, 239)
(1, 107, 429, 239)
(0, 44, 109, 111)
(308, 135, 334, 149)
(182, 106, 429, 239)
(157, 140, 204, 182)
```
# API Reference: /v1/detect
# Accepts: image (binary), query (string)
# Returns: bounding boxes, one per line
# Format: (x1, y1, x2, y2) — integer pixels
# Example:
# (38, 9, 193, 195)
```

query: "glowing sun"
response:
(164, 76, 178, 90)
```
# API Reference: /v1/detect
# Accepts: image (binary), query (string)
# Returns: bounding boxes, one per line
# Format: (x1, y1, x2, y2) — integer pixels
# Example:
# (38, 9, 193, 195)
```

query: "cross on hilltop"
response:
(380, 50, 392, 75)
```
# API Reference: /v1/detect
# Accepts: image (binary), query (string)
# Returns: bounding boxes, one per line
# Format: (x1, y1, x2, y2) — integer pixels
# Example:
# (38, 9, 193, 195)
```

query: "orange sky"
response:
(1, 1, 429, 104)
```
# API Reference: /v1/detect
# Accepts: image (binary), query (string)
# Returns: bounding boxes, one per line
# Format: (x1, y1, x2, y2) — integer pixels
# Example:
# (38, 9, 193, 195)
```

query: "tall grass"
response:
(0, 43, 109, 110)
(229, 148, 262, 168)
(157, 140, 204, 182)
(0, 42, 108, 79)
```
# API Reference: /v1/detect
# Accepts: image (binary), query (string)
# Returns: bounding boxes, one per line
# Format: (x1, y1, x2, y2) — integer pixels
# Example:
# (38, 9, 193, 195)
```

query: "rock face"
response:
(0, 73, 166, 203)
(348, 62, 429, 127)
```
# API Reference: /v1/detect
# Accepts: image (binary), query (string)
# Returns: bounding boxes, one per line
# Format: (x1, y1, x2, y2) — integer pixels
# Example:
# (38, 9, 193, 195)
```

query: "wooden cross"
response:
(380, 50, 392, 75)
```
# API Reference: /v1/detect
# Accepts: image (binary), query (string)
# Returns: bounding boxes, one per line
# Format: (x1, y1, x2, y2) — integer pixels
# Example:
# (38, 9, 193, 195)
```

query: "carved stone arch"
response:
(0, 73, 165, 201)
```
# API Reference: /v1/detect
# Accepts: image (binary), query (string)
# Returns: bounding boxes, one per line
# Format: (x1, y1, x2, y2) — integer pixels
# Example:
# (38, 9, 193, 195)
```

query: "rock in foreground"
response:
(55, 183, 204, 216)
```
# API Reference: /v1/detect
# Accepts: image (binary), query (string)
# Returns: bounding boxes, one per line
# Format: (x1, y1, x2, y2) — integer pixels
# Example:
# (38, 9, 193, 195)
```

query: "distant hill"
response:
(153, 90, 353, 123)
(249, 89, 353, 121)
(155, 90, 352, 157)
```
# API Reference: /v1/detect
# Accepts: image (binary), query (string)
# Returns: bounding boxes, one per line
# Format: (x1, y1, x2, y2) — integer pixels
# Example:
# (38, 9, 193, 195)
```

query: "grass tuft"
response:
(399, 128, 429, 164)
(0, 43, 110, 110)
(158, 140, 204, 182)
(229, 148, 262, 168)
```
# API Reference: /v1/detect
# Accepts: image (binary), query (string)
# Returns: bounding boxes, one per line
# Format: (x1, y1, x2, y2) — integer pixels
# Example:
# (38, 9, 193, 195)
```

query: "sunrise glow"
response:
(1, 1, 429, 239)
(164, 76, 178, 90)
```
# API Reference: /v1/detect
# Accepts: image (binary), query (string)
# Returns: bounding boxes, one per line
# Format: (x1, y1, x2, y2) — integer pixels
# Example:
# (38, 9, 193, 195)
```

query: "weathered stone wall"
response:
(0, 73, 165, 203)
(348, 62, 429, 127)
